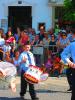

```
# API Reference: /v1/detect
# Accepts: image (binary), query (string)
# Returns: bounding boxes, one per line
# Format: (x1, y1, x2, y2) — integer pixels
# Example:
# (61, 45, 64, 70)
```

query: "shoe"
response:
(32, 97, 39, 100)
(67, 88, 72, 92)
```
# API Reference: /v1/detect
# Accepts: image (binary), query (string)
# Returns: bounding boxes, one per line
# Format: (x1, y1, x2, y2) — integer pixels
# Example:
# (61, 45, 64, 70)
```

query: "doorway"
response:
(8, 6, 32, 32)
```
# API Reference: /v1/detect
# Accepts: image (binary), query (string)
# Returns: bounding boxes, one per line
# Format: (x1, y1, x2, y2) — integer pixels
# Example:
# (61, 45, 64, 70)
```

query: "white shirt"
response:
(18, 51, 35, 71)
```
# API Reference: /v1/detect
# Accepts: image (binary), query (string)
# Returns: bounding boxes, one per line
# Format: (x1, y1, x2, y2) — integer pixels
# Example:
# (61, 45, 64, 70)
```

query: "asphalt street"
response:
(0, 77, 71, 100)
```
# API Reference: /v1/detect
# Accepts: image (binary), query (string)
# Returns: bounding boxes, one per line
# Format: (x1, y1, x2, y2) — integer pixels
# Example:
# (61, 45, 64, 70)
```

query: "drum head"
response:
(23, 65, 49, 84)
(40, 73, 49, 82)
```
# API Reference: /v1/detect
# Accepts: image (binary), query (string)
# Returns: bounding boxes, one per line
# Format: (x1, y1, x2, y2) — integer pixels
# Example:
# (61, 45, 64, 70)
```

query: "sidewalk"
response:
(16, 76, 69, 87)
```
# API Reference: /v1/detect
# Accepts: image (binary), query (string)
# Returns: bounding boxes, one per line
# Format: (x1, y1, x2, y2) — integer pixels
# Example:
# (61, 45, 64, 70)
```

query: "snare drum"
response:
(24, 65, 48, 84)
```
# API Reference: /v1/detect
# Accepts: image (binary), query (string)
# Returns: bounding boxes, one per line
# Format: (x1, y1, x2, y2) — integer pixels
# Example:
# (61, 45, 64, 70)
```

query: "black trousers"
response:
(71, 69, 75, 100)
(20, 71, 36, 99)
(66, 68, 72, 89)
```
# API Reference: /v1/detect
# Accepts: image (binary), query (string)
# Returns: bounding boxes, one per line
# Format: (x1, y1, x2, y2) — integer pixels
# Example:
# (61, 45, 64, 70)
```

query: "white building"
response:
(0, 0, 64, 33)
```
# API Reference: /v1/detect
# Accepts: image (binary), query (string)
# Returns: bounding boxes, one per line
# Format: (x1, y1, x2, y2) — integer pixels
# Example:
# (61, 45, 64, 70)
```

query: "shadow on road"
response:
(36, 89, 71, 94)
(0, 97, 20, 100)
(0, 97, 30, 100)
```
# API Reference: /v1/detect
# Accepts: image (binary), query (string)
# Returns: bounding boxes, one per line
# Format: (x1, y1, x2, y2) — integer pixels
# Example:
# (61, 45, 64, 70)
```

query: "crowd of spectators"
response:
(0, 26, 74, 76)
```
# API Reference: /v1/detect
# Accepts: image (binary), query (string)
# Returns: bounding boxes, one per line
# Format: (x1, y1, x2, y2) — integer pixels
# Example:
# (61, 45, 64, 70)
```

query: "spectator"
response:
(49, 34, 57, 54)
(12, 50, 20, 75)
(4, 51, 12, 63)
(56, 32, 70, 58)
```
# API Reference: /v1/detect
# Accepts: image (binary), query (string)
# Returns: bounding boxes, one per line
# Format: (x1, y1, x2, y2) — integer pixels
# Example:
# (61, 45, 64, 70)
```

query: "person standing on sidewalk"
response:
(18, 41, 39, 100)
(61, 30, 75, 100)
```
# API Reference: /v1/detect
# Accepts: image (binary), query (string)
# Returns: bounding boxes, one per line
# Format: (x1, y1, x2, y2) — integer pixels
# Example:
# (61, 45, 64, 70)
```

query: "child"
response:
(12, 50, 20, 75)
(45, 56, 53, 73)
(52, 55, 63, 76)
(4, 51, 12, 63)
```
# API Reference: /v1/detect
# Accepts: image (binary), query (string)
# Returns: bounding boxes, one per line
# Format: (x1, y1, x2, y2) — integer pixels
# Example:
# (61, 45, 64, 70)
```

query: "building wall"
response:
(0, 0, 63, 33)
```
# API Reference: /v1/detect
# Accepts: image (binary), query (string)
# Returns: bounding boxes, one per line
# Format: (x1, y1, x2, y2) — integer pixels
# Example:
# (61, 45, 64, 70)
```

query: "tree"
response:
(63, 0, 75, 21)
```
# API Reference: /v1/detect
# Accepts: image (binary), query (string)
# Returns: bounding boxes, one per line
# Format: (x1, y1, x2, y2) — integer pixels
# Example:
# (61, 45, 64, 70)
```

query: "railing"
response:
(31, 45, 67, 76)
(48, 0, 64, 5)
(31, 45, 58, 65)
(32, 45, 58, 55)
(48, 0, 57, 3)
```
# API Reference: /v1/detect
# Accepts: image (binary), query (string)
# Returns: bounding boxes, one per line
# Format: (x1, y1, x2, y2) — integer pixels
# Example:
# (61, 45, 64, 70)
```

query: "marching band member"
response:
(61, 30, 75, 100)
(0, 61, 17, 92)
(18, 41, 39, 100)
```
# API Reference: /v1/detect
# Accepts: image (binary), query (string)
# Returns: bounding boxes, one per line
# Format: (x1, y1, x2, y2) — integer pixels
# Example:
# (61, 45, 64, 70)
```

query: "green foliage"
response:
(63, 11, 75, 21)
(64, 0, 72, 8)
(63, 0, 75, 21)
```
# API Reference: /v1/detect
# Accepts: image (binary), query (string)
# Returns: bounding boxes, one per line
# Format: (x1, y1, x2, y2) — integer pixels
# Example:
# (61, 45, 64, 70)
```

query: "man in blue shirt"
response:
(18, 42, 39, 100)
(61, 30, 75, 100)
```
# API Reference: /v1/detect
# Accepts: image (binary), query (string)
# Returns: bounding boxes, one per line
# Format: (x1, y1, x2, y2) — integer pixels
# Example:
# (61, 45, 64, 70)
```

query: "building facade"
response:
(0, 0, 64, 33)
